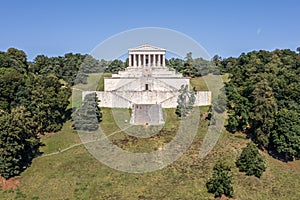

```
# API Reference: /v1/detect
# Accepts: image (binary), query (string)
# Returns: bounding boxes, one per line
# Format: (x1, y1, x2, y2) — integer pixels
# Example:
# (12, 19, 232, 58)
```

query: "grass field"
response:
(96, 73, 112, 91)
(190, 77, 209, 91)
(71, 73, 103, 108)
(1, 75, 300, 200)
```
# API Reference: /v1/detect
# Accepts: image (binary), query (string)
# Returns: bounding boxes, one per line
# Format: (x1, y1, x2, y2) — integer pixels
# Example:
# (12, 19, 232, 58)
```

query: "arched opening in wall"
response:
(145, 84, 149, 91)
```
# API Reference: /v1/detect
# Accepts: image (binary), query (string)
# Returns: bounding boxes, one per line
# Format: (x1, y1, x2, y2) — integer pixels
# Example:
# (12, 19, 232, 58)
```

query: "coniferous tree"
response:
(206, 162, 234, 198)
(73, 93, 102, 131)
(213, 93, 227, 113)
(175, 85, 195, 118)
(236, 143, 266, 178)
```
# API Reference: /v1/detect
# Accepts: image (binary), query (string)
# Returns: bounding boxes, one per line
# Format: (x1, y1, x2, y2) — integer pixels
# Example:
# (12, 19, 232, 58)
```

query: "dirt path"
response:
(0, 176, 20, 190)
(40, 125, 132, 158)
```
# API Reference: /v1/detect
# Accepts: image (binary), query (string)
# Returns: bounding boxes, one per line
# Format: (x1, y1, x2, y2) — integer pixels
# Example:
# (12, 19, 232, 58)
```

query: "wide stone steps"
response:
(130, 104, 164, 125)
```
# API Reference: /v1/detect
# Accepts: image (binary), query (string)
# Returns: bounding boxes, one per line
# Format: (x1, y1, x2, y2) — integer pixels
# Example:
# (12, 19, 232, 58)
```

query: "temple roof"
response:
(128, 44, 166, 51)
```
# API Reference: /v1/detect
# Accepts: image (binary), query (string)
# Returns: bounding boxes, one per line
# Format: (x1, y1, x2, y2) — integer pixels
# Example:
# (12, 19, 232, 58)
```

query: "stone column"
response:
(146, 54, 148, 66)
(152, 54, 154, 66)
(138, 54, 141, 67)
(158, 54, 161, 66)
(143, 54, 146, 67)
(129, 53, 132, 67)
(152, 55, 154, 66)
(153, 54, 156, 67)
(162, 54, 165, 67)
(134, 54, 137, 67)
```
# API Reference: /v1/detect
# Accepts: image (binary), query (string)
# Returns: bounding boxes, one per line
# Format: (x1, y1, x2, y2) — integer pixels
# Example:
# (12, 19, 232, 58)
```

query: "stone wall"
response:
(158, 78, 190, 90)
(82, 90, 211, 108)
(104, 77, 190, 92)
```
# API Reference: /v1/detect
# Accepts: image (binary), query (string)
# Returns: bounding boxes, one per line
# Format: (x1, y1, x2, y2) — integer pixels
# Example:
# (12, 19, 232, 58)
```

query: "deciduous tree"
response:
(0, 107, 40, 179)
(272, 109, 300, 161)
(251, 78, 277, 147)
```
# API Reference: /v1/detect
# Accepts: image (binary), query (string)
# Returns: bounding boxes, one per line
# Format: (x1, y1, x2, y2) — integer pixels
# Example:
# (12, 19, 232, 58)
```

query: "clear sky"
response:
(0, 0, 299, 60)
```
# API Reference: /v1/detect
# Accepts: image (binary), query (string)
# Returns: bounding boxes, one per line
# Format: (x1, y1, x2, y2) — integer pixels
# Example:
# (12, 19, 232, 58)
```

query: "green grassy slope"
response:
(1, 76, 300, 200)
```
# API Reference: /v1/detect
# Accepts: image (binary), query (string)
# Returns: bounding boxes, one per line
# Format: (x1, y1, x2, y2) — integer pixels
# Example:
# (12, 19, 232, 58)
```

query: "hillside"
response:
(1, 107, 300, 200)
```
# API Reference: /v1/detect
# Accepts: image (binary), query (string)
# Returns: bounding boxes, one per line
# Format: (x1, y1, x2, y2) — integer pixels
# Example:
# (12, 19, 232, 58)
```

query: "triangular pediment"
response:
(128, 44, 166, 51)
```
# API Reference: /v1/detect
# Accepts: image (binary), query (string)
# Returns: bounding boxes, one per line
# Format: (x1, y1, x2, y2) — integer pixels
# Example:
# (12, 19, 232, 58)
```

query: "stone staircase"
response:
(130, 104, 164, 125)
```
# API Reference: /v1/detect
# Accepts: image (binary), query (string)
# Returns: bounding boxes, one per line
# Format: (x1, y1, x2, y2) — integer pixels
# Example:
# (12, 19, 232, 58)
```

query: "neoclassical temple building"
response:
(128, 44, 166, 68)
(83, 44, 211, 125)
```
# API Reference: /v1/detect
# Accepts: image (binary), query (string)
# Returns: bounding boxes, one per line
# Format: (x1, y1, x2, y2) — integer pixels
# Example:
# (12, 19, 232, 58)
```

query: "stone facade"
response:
(82, 90, 211, 108)
(82, 44, 211, 109)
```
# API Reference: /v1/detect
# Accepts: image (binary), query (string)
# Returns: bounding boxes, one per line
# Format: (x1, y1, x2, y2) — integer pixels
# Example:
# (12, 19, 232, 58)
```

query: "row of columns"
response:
(129, 54, 165, 67)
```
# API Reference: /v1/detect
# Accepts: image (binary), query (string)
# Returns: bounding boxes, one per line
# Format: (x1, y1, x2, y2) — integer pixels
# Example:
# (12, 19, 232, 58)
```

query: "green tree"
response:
(0, 68, 25, 112)
(272, 109, 300, 161)
(125, 58, 129, 67)
(251, 78, 277, 147)
(175, 85, 196, 118)
(74, 70, 88, 85)
(0, 107, 40, 179)
(168, 58, 184, 72)
(105, 59, 125, 74)
(206, 162, 234, 198)
(181, 52, 194, 77)
(31, 53, 87, 86)
(225, 82, 251, 132)
(236, 143, 266, 178)
(6, 48, 28, 74)
(185, 52, 193, 65)
(73, 93, 102, 131)
(193, 57, 213, 76)
(31, 55, 50, 74)
(81, 54, 102, 73)
(213, 93, 227, 113)
(29, 75, 71, 133)
(220, 49, 300, 160)
(0, 52, 12, 69)
(212, 54, 222, 67)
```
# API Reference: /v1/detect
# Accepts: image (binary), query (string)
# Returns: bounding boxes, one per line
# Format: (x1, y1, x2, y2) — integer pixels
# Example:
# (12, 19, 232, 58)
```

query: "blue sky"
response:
(0, 0, 299, 60)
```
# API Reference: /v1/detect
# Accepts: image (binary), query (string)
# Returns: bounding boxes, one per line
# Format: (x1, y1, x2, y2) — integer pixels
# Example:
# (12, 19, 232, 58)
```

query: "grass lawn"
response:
(70, 73, 112, 109)
(96, 73, 112, 91)
(1, 76, 300, 199)
(39, 121, 81, 155)
(190, 77, 208, 91)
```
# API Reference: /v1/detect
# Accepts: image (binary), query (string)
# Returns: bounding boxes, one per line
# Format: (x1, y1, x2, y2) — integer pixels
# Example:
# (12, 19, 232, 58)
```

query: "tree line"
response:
(216, 49, 300, 161)
(0, 48, 125, 178)
(1, 46, 299, 180)
(0, 48, 77, 178)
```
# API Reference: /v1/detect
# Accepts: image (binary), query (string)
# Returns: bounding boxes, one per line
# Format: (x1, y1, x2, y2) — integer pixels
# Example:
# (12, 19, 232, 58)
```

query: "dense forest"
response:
(0, 48, 77, 178)
(216, 49, 300, 161)
(0, 48, 125, 178)
(0, 47, 299, 180)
